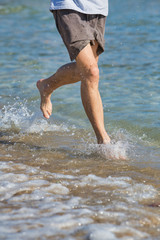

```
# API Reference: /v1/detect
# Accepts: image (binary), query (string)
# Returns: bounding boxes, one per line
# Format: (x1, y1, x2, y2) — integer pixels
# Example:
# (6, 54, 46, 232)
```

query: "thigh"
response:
(91, 41, 99, 62)
(76, 43, 98, 73)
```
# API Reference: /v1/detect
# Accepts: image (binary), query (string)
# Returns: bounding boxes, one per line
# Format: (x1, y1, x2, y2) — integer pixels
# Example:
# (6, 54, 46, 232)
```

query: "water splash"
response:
(0, 101, 32, 132)
(1, 102, 160, 165)
(0, 101, 69, 134)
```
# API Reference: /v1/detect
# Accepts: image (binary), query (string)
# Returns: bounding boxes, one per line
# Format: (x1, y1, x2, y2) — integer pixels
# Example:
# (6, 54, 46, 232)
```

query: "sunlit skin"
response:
(37, 42, 111, 144)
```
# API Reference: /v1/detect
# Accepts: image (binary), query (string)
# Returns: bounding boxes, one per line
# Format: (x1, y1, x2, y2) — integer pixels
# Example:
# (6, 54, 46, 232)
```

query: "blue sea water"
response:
(0, 0, 160, 239)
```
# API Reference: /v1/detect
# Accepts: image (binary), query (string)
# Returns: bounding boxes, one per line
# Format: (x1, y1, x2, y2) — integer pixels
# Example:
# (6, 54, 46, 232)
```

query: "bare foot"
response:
(36, 79, 52, 119)
(98, 135, 111, 145)
(102, 136, 111, 145)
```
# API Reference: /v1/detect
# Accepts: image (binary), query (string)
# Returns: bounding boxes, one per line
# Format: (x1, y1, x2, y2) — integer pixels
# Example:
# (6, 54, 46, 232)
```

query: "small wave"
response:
(0, 161, 158, 203)
(0, 161, 159, 239)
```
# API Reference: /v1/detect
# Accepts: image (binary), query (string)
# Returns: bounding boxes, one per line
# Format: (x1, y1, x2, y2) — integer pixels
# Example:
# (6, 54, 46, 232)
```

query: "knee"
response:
(82, 64, 99, 87)
(89, 65, 99, 80)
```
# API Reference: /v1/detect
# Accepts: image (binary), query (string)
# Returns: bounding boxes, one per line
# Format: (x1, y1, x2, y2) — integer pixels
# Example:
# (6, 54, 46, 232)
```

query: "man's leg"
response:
(37, 62, 81, 119)
(76, 42, 110, 144)
(37, 42, 110, 144)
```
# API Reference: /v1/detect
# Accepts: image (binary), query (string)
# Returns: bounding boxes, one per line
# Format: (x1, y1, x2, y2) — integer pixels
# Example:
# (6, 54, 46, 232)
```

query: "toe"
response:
(43, 111, 50, 119)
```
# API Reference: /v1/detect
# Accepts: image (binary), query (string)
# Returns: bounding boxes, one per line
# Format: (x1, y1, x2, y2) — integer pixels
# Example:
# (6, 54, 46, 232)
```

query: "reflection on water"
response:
(0, 0, 160, 239)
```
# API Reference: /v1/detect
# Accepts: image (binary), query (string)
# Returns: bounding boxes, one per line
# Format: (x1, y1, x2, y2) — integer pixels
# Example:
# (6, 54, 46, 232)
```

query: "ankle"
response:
(38, 79, 53, 96)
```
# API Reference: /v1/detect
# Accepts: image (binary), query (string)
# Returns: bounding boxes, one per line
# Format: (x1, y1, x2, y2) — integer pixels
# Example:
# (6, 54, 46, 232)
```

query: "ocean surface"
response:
(0, 0, 160, 239)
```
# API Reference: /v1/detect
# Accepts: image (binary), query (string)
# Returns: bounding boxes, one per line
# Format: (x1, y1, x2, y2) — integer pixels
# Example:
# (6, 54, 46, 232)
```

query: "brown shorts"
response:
(52, 9, 106, 61)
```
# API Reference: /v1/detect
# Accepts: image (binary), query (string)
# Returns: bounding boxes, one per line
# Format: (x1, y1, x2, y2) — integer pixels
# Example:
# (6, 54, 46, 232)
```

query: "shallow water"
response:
(0, 0, 160, 239)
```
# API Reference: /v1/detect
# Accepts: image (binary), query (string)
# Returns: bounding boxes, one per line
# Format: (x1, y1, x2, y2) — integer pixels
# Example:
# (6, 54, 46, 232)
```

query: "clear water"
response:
(0, 0, 160, 239)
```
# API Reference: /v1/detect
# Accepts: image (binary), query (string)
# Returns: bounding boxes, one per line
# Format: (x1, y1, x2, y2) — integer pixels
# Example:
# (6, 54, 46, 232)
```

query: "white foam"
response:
(70, 174, 158, 203)
(0, 181, 17, 193)
(88, 224, 149, 240)
(0, 161, 158, 239)
(123, 183, 158, 202)
(49, 214, 93, 229)
(77, 175, 131, 188)
(7, 182, 69, 202)
(89, 229, 116, 240)
(96, 210, 126, 221)
(0, 161, 13, 170)
(0, 173, 28, 182)
(114, 226, 150, 239)
(0, 162, 70, 201)
(42, 183, 69, 195)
